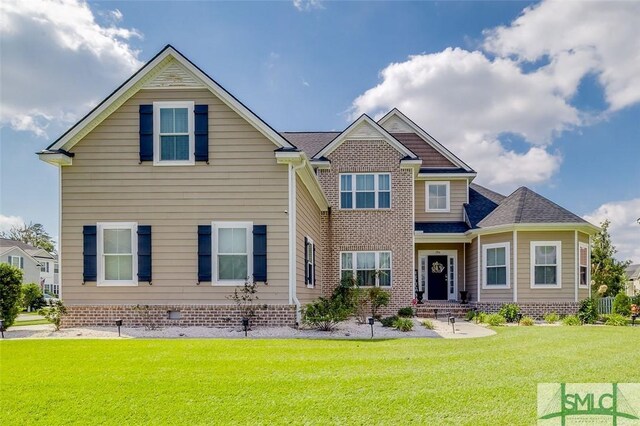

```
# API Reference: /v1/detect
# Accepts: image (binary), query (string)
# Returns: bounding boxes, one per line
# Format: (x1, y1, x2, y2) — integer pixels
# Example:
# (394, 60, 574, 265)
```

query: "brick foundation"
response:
(474, 302, 580, 319)
(61, 304, 297, 328)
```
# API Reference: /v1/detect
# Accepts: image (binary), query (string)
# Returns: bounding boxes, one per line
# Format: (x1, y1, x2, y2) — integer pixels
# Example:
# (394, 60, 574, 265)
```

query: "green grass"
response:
(1, 327, 639, 425)
(11, 312, 49, 327)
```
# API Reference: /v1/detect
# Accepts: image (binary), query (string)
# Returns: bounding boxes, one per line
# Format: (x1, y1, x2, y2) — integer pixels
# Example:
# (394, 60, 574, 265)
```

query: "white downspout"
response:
(289, 162, 305, 325)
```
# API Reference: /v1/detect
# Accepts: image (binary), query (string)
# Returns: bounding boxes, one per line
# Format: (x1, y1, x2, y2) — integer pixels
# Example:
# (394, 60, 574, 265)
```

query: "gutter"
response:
(289, 162, 305, 326)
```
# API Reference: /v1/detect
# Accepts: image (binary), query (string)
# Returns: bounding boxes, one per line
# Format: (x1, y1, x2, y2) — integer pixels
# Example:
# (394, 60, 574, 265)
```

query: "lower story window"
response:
(531, 241, 561, 287)
(483, 243, 510, 288)
(98, 222, 137, 286)
(340, 251, 391, 287)
(213, 222, 252, 284)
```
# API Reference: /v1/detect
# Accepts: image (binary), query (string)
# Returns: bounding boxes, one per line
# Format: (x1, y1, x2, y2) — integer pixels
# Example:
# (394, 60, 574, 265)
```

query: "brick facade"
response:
(416, 301, 580, 319)
(317, 139, 415, 316)
(61, 305, 296, 328)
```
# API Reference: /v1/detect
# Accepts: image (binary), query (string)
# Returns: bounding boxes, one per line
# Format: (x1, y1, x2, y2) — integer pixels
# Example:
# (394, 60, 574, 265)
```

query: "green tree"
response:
(0, 263, 24, 327)
(21, 283, 45, 311)
(1, 222, 55, 253)
(591, 220, 631, 296)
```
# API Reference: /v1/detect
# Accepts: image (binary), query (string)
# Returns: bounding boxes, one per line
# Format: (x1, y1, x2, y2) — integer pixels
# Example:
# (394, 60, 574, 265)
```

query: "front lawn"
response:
(11, 312, 49, 327)
(1, 327, 638, 424)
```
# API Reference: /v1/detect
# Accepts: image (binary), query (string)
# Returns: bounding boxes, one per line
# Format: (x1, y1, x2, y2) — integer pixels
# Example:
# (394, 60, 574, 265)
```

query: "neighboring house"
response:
(38, 45, 598, 327)
(0, 238, 59, 295)
(626, 264, 640, 296)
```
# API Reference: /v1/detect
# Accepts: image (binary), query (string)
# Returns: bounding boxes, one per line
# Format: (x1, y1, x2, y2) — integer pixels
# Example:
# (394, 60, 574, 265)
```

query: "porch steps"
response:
(415, 303, 472, 319)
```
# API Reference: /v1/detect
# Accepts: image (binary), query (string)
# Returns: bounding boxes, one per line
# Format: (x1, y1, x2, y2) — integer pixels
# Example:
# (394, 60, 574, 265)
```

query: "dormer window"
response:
(153, 101, 195, 165)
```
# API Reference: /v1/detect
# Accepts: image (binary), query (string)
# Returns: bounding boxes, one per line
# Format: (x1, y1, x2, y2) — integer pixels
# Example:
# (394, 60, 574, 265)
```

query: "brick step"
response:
(415, 305, 472, 319)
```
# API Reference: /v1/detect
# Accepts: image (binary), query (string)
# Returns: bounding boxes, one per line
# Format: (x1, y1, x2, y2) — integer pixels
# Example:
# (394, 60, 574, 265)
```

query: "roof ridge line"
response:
(515, 187, 528, 222)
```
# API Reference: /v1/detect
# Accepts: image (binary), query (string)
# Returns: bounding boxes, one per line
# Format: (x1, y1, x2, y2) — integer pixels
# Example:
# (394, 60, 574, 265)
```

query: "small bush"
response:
(392, 317, 414, 332)
(562, 315, 581, 326)
(577, 298, 599, 324)
(302, 297, 350, 331)
(475, 312, 487, 324)
(421, 319, 435, 330)
(519, 316, 535, 326)
(38, 300, 67, 331)
(612, 293, 631, 316)
(498, 303, 521, 323)
(465, 310, 476, 321)
(380, 316, 398, 327)
(21, 283, 45, 311)
(397, 307, 414, 318)
(543, 312, 560, 324)
(485, 313, 506, 326)
(368, 287, 390, 319)
(605, 314, 628, 326)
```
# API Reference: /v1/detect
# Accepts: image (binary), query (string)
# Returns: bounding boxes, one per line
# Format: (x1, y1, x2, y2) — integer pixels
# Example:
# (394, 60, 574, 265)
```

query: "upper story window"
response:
(8, 256, 24, 269)
(339, 173, 391, 209)
(97, 222, 138, 286)
(531, 241, 561, 288)
(40, 262, 50, 273)
(213, 222, 253, 285)
(482, 242, 510, 288)
(579, 242, 589, 288)
(54, 263, 59, 273)
(426, 181, 450, 212)
(153, 101, 194, 165)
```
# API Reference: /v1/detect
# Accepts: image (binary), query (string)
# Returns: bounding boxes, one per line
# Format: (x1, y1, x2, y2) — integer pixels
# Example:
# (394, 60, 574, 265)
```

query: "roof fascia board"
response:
(276, 152, 329, 211)
(417, 173, 476, 180)
(313, 114, 418, 160)
(37, 152, 73, 167)
(378, 109, 473, 171)
(470, 223, 600, 236)
(45, 46, 294, 153)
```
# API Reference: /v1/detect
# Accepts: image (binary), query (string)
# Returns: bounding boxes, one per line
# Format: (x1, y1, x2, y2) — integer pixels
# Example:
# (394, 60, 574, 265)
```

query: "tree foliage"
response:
(0, 263, 23, 327)
(591, 220, 630, 296)
(1, 222, 55, 253)
(21, 283, 45, 311)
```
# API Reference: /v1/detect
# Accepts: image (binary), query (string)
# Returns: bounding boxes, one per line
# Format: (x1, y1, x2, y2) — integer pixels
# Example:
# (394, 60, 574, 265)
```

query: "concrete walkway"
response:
(422, 318, 496, 339)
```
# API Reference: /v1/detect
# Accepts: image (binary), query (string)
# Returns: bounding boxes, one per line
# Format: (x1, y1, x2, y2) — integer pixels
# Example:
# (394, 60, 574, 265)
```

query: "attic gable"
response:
(142, 59, 206, 89)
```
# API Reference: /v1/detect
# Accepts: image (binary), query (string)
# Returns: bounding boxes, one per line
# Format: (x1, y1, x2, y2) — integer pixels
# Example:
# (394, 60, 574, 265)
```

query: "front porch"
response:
(415, 242, 470, 303)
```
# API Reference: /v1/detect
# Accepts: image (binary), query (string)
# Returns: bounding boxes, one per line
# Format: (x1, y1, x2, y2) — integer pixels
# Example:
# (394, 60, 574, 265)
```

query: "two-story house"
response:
(0, 238, 59, 295)
(39, 46, 598, 327)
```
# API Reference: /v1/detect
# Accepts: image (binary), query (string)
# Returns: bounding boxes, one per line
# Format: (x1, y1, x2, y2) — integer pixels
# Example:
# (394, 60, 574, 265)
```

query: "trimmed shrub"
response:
(392, 317, 414, 332)
(397, 307, 414, 318)
(577, 298, 599, 324)
(0, 263, 23, 327)
(380, 316, 398, 328)
(562, 315, 581, 326)
(368, 287, 390, 319)
(465, 310, 476, 321)
(302, 297, 350, 331)
(543, 312, 560, 324)
(485, 313, 506, 326)
(421, 319, 435, 330)
(605, 314, 628, 326)
(612, 293, 631, 316)
(498, 303, 521, 323)
(519, 316, 535, 326)
(38, 300, 67, 331)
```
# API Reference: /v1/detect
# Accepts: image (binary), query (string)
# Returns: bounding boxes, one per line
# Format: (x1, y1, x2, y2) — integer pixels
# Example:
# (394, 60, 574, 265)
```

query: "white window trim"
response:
(482, 242, 511, 289)
(425, 181, 450, 212)
(97, 222, 138, 287)
(212, 221, 253, 286)
(9, 255, 23, 269)
(579, 242, 590, 288)
(338, 173, 391, 210)
(153, 101, 195, 166)
(530, 241, 562, 289)
(339, 251, 392, 288)
(306, 236, 315, 288)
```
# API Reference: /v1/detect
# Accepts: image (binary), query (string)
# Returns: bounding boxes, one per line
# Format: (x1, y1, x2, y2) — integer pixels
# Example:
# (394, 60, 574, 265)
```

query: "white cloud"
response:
(350, 0, 640, 191)
(0, 214, 25, 233)
(0, 0, 142, 138)
(583, 199, 640, 263)
(293, 0, 323, 12)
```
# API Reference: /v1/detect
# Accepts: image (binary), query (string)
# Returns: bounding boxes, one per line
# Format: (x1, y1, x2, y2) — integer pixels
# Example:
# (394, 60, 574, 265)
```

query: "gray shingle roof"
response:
(279, 132, 340, 158)
(626, 264, 640, 280)
(415, 222, 470, 233)
(477, 187, 588, 227)
(0, 238, 39, 251)
(465, 184, 505, 228)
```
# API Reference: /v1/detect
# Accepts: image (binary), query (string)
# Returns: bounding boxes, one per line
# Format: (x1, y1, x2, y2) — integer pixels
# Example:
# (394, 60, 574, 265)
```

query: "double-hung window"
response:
(531, 241, 561, 288)
(579, 242, 589, 287)
(97, 222, 137, 286)
(340, 251, 391, 287)
(305, 237, 315, 287)
(153, 101, 194, 165)
(213, 222, 252, 284)
(340, 173, 391, 209)
(8, 256, 23, 269)
(483, 242, 510, 288)
(41, 262, 49, 273)
(426, 181, 450, 212)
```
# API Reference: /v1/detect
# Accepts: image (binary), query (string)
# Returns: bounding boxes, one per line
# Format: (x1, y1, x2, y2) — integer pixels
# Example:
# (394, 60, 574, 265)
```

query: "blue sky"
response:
(1, 0, 639, 261)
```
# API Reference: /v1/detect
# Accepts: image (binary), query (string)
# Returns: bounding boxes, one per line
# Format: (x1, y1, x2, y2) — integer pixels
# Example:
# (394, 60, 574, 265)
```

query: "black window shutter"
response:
(139, 104, 153, 162)
(312, 243, 317, 287)
(137, 225, 152, 282)
(304, 236, 309, 284)
(198, 225, 212, 282)
(194, 104, 208, 162)
(83, 225, 97, 282)
(253, 225, 267, 282)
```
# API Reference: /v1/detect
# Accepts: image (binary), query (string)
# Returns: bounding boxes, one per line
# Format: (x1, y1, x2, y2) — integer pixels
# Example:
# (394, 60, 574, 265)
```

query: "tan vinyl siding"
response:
(517, 231, 576, 303)
(296, 175, 323, 304)
(465, 239, 478, 302)
(415, 179, 466, 222)
(61, 89, 290, 305)
(479, 232, 514, 303)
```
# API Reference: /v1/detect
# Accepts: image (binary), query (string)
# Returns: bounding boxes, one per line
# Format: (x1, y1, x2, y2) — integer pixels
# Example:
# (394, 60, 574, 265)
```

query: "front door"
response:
(427, 255, 448, 301)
